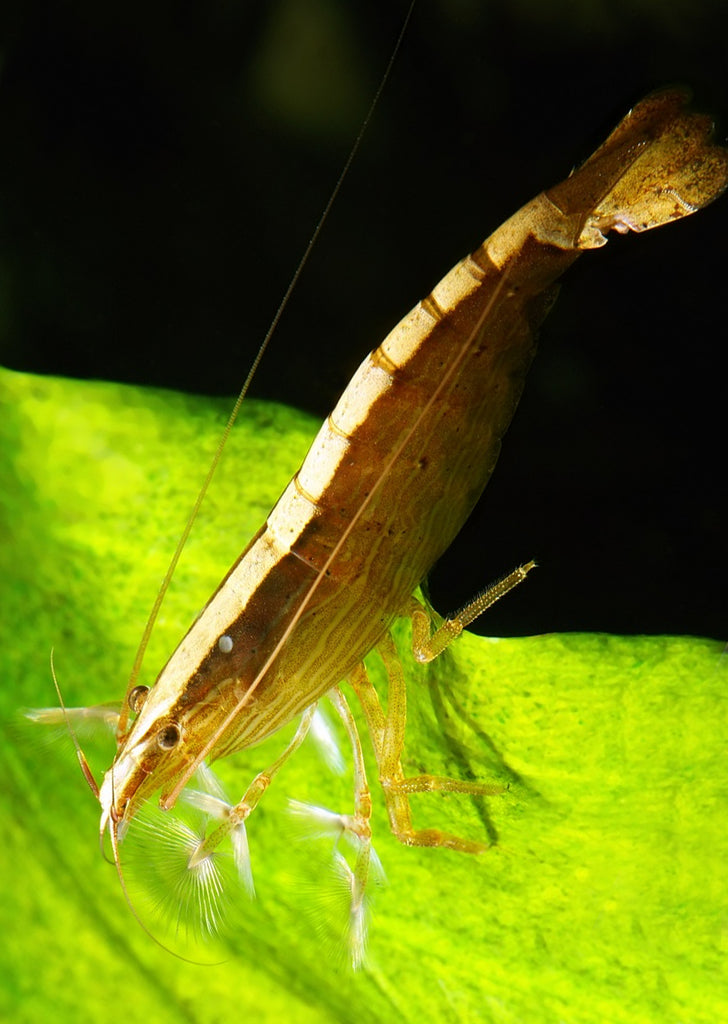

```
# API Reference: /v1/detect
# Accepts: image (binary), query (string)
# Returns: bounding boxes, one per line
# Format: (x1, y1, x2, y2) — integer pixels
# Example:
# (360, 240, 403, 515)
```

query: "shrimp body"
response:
(49, 92, 728, 961)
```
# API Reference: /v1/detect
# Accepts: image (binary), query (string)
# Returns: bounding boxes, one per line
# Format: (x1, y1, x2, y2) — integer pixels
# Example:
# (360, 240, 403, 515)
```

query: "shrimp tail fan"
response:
(545, 89, 728, 249)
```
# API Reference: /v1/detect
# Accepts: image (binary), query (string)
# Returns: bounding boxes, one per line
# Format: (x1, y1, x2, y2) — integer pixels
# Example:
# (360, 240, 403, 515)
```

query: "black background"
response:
(1, 0, 727, 638)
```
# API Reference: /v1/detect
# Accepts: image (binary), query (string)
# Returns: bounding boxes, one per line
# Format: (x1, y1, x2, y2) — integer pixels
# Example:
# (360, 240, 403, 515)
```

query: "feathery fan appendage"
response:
(308, 706, 346, 775)
(119, 765, 256, 940)
(288, 798, 386, 968)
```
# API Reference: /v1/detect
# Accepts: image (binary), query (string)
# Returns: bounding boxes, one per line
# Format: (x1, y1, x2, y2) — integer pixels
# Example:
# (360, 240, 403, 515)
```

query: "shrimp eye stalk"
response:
(128, 685, 150, 715)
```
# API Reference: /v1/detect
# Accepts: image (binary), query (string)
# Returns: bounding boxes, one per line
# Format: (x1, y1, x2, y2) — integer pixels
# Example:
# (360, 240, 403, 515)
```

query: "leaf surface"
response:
(1, 367, 725, 1024)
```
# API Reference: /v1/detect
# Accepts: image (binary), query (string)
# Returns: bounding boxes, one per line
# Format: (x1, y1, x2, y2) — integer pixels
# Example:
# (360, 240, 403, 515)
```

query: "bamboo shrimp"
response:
(30, 90, 728, 965)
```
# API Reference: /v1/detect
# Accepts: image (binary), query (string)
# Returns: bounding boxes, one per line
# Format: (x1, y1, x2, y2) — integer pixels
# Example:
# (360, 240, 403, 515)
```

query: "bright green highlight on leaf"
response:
(0, 366, 725, 1023)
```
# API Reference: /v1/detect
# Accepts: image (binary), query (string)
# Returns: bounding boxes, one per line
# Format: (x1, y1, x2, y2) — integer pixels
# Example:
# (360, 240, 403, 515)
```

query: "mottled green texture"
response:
(0, 367, 725, 1023)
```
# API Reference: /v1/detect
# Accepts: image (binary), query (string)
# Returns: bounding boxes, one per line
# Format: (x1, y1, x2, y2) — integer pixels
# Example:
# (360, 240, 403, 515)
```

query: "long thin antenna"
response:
(50, 649, 100, 799)
(117, 0, 418, 740)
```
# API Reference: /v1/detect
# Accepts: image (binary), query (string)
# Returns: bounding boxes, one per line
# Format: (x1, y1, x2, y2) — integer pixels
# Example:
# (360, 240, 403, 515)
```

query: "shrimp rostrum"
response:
(31, 91, 728, 964)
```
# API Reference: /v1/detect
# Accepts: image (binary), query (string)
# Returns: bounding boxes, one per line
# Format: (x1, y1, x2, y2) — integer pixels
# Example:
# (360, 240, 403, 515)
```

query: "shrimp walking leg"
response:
(327, 687, 374, 847)
(184, 703, 318, 885)
(289, 687, 380, 965)
(410, 560, 537, 663)
(328, 686, 376, 966)
(349, 634, 502, 854)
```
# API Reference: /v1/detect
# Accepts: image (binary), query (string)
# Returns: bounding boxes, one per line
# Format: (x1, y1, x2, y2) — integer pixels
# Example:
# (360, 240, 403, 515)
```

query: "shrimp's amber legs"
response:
(410, 560, 536, 663)
(328, 686, 377, 966)
(287, 686, 379, 967)
(346, 561, 535, 852)
(349, 632, 502, 855)
(185, 703, 317, 874)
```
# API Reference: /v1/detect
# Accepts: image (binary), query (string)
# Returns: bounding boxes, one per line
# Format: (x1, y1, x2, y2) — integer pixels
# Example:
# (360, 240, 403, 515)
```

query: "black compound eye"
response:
(157, 724, 180, 750)
(128, 685, 150, 715)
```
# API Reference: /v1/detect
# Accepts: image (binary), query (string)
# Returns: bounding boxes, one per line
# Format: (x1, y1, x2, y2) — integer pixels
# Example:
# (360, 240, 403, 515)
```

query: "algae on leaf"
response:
(0, 366, 726, 1024)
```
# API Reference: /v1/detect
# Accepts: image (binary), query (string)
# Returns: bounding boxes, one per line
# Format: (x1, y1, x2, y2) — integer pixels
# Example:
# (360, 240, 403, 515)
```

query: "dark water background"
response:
(1, 0, 726, 638)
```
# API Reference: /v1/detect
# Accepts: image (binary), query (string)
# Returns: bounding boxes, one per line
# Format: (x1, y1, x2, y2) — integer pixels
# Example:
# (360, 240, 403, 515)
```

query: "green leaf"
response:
(1, 366, 725, 1023)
